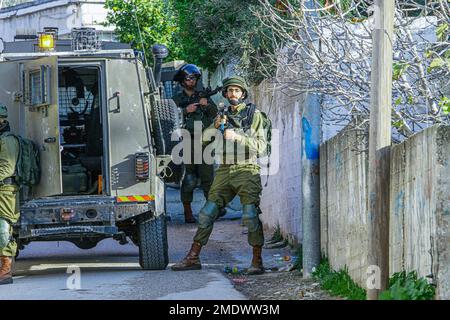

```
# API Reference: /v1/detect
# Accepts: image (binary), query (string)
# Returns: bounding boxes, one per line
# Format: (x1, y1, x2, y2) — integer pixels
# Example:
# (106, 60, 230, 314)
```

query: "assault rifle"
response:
(179, 86, 223, 113)
(196, 86, 223, 100)
(217, 103, 229, 134)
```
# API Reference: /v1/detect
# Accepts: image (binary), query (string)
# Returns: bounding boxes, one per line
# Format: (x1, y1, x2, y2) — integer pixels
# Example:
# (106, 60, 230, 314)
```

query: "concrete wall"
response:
(252, 81, 305, 244)
(320, 125, 449, 299)
(389, 125, 449, 299)
(320, 129, 369, 285)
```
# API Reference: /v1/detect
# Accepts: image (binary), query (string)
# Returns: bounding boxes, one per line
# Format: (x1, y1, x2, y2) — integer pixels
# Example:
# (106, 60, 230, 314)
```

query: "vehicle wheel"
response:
(151, 98, 183, 184)
(138, 214, 169, 270)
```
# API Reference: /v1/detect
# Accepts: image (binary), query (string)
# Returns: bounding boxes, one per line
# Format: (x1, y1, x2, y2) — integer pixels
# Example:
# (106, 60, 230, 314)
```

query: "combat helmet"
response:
(173, 64, 202, 83)
(221, 76, 248, 100)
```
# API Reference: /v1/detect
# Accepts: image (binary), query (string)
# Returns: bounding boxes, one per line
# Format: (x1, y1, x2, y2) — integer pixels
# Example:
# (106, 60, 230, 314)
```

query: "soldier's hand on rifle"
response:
(214, 116, 222, 129)
(224, 129, 238, 141)
(199, 98, 208, 106)
(186, 103, 199, 113)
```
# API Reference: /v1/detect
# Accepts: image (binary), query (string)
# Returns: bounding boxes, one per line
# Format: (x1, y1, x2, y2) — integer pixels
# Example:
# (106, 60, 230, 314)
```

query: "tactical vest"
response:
(226, 104, 272, 158)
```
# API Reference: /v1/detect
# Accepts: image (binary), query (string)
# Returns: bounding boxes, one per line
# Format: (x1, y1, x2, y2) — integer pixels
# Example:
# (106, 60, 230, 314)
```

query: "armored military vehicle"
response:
(0, 28, 181, 269)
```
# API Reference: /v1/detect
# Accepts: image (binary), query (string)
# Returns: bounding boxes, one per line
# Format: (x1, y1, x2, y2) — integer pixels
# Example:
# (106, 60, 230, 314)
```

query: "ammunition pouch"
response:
(242, 204, 260, 233)
(198, 201, 219, 229)
(0, 218, 11, 248)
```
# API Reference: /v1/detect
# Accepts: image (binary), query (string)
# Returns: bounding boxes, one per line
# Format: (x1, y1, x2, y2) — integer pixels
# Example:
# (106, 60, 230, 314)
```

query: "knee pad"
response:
(182, 174, 197, 193)
(242, 204, 261, 233)
(0, 218, 11, 248)
(198, 201, 219, 229)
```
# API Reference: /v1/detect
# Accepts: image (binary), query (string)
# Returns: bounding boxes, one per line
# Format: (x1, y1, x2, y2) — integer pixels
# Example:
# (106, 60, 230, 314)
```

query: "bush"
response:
(380, 271, 435, 300)
(312, 257, 366, 300)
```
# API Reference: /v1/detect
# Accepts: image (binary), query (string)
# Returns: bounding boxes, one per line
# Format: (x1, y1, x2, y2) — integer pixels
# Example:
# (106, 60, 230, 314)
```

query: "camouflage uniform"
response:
(194, 102, 267, 247)
(171, 76, 267, 275)
(0, 104, 20, 285)
(0, 131, 19, 257)
(172, 91, 217, 203)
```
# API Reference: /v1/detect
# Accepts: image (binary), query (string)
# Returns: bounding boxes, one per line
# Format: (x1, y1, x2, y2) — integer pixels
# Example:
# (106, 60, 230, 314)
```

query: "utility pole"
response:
(302, 93, 321, 278)
(302, 0, 321, 279)
(367, 0, 394, 300)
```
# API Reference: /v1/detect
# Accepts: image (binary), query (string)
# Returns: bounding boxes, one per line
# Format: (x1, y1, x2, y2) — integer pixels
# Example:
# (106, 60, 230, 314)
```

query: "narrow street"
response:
(0, 0, 447, 303)
(0, 187, 299, 300)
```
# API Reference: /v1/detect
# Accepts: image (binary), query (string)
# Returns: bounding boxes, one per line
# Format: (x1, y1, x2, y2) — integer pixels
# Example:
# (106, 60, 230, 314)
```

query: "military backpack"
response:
(7, 134, 41, 187)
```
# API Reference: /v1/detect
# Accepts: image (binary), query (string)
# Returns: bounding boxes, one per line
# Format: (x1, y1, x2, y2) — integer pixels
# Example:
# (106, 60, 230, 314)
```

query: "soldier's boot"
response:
(0, 256, 13, 285)
(183, 202, 196, 224)
(171, 242, 202, 271)
(246, 245, 265, 275)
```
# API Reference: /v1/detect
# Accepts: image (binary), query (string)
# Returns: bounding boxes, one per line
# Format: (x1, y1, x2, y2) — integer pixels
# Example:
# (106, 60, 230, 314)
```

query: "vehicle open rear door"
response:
(105, 58, 152, 197)
(21, 57, 62, 197)
(0, 60, 22, 132)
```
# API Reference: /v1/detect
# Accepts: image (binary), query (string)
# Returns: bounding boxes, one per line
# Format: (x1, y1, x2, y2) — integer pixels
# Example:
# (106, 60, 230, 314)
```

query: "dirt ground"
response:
(219, 223, 339, 300)
(167, 200, 338, 300)
(226, 271, 339, 300)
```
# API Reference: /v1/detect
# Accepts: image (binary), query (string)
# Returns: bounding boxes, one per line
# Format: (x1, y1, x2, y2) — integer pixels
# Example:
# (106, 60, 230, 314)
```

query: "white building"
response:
(0, 0, 115, 41)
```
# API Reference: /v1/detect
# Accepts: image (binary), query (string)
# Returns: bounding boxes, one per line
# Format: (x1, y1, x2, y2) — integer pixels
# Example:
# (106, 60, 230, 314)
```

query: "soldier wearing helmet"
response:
(172, 76, 268, 275)
(0, 104, 20, 285)
(172, 64, 218, 224)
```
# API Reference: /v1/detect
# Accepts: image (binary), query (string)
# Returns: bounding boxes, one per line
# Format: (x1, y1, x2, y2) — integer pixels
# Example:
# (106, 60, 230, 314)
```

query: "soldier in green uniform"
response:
(172, 76, 268, 275)
(0, 104, 20, 285)
(172, 64, 218, 223)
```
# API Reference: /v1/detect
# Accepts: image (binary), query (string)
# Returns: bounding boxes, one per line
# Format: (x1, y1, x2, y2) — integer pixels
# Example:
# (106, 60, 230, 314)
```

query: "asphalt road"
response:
(0, 188, 248, 300)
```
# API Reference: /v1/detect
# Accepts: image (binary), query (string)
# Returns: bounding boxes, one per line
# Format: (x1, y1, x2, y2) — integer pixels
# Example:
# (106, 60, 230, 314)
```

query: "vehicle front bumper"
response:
(17, 195, 156, 239)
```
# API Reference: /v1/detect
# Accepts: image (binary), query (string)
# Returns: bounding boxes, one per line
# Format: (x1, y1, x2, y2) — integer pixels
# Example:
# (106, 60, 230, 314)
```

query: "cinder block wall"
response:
(251, 81, 305, 244)
(390, 125, 449, 299)
(320, 125, 449, 299)
(320, 130, 369, 286)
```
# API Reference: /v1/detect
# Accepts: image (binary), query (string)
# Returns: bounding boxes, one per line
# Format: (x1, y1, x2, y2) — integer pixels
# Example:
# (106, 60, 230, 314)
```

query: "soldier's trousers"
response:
(180, 142, 214, 203)
(193, 163, 264, 247)
(0, 185, 19, 257)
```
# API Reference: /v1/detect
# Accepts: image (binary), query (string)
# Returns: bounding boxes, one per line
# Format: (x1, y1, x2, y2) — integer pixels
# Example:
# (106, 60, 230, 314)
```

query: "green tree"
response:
(170, 0, 279, 84)
(104, 0, 281, 84)
(104, 0, 180, 63)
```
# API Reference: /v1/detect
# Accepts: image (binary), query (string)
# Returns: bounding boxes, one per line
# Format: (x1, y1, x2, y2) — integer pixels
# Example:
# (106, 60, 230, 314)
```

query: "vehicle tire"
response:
(151, 98, 181, 156)
(138, 214, 169, 270)
(151, 98, 183, 184)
